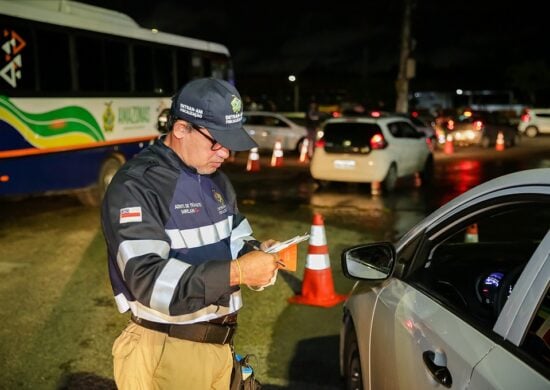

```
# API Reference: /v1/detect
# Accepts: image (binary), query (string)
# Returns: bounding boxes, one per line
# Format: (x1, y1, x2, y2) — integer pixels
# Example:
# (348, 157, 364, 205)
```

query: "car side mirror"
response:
(341, 242, 395, 280)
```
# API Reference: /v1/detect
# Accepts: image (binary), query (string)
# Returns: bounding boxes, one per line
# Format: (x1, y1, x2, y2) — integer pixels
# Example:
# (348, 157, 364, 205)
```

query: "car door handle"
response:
(422, 350, 453, 388)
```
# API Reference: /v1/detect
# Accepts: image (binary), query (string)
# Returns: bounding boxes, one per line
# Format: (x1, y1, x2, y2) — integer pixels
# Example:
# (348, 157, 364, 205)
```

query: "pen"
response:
(244, 241, 286, 268)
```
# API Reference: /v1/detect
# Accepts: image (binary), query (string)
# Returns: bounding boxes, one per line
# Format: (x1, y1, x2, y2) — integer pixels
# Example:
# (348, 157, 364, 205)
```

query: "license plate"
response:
(333, 159, 356, 169)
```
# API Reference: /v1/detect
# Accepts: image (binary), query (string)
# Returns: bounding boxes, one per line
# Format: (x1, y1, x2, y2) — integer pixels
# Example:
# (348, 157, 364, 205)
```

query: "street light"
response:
(288, 74, 299, 112)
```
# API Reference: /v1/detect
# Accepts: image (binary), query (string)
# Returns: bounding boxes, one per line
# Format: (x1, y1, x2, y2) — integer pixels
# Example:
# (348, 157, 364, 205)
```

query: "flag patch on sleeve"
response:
(119, 207, 142, 224)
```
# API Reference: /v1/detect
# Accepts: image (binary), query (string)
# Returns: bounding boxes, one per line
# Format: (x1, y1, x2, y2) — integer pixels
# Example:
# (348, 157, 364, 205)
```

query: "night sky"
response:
(78, 0, 549, 108)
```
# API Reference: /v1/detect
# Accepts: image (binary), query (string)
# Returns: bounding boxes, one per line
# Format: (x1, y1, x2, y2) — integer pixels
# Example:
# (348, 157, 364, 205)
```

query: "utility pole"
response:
(395, 0, 414, 113)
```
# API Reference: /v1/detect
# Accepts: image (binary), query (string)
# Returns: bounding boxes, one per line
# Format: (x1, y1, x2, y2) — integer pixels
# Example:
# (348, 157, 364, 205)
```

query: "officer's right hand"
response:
(233, 250, 278, 287)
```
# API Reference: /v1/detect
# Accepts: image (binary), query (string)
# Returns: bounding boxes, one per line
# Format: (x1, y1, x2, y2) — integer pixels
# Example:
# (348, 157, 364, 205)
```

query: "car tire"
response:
(525, 126, 538, 138)
(344, 322, 363, 390)
(315, 180, 331, 190)
(480, 135, 491, 148)
(421, 156, 434, 185)
(512, 133, 520, 146)
(383, 164, 398, 192)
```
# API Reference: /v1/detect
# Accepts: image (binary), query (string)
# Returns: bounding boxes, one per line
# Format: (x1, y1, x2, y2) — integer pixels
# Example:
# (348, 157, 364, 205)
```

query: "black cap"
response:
(171, 78, 258, 151)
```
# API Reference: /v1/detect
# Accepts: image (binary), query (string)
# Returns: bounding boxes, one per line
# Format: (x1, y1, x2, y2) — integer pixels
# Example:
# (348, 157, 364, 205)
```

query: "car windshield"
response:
(323, 122, 382, 152)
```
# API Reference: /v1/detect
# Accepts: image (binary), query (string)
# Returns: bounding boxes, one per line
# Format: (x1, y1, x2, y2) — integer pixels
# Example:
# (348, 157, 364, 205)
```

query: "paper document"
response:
(264, 234, 310, 253)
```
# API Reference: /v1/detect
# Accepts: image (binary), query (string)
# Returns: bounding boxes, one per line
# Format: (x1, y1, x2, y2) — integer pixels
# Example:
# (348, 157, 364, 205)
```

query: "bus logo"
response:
(0, 29, 26, 88)
(103, 101, 115, 132)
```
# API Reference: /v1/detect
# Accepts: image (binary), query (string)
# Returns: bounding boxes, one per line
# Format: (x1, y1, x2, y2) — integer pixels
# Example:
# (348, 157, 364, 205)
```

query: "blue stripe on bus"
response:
(0, 142, 148, 196)
(0, 121, 34, 151)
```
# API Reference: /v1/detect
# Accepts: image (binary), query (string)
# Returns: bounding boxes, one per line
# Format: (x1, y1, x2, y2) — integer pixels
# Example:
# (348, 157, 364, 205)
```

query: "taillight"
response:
(520, 113, 530, 122)
(425, 137, 435, 151)
(446, 120, 454, 130)
(315, 138, 326, 149)
(332, 111, 341, 118)
(370, 111, 381, 118)
(474, 120, 483, 130)
(370, 133, 387, 149)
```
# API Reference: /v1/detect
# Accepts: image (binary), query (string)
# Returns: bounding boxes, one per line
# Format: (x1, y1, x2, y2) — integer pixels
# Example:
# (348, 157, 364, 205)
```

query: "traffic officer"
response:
(101, 78, 279, 389)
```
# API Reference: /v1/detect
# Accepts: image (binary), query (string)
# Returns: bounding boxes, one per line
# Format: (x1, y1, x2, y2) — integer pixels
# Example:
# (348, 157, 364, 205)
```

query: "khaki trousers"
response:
(112, 322, 233, 390)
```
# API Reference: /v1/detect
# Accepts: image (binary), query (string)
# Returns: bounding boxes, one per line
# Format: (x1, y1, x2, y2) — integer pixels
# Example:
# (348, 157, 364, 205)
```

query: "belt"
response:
(131, 315, 237, 345)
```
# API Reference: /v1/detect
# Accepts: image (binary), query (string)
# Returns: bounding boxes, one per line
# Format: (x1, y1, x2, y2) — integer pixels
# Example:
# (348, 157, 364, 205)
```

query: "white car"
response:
(242, 111, 308, 151)
(339, 168, 550, 390)
(518, 108, 550, 138)
(310, 115, 433, 192)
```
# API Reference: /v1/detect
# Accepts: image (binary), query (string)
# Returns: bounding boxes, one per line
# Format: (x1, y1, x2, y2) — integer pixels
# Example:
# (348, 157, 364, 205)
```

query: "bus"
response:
(0, 0, 234, 205)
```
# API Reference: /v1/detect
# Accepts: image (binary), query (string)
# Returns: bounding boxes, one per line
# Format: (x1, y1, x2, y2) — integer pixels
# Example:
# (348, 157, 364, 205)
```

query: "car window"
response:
(263, 116, 288, 127)
(323, 122, 382, 149)
(521, 286, 550, 367)
(243, 115, 263, 125)
(406, 201, 550, 334)
(388, 121, 423, 138)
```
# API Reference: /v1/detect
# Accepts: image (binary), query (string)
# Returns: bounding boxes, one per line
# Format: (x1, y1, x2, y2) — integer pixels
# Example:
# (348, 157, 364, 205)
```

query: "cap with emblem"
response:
(170, 78, 258, 151)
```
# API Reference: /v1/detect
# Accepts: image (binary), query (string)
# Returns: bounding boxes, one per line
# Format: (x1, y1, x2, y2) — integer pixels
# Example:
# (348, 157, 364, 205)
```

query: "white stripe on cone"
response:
(305, 253, 331, 270)
(309, 226, 327, 246)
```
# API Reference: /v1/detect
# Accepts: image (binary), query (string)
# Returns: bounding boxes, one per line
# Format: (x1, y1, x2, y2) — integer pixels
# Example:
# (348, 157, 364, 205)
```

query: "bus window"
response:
(153, 46, 173, 95)
(191, 53, 203, 79)
(176, 49, 191, 87)
(105, 39, 131, 93)
(75, 34, 106, 92)
(36, 29, 71, 92)
(134, 44, 154, 93)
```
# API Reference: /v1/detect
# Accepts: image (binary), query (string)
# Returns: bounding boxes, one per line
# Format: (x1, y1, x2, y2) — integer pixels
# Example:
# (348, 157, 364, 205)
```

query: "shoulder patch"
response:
(120, 207, 142, 224)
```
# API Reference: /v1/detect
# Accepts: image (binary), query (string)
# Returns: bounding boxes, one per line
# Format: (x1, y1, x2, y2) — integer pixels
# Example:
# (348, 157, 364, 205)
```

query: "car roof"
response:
(325, 115, 412, 125)
(397, 168, 550, 250)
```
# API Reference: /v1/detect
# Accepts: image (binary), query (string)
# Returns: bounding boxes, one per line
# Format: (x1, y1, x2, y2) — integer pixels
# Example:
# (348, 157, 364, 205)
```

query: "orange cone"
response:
(495, 131, 505, 151)
(246, 147, 261, 172)
(298, 138, 310, 163)
(288, 213, 347, 307)
(465, 223, 479, 243)
(371, 181, 381, 195)
(444, 133, 454, 154)
(270, 141, 284, 167)
(414, 172, 422, 187)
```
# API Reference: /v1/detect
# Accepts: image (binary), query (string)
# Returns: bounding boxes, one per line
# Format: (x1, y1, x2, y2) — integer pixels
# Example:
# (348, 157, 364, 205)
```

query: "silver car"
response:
(518, 108, 550, 138)
(243, 111, 308, 152)
(340, 168, 550, 390)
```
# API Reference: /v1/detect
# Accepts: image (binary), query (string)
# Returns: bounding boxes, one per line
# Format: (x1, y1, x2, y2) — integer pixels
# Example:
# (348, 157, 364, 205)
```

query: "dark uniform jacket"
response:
(101, 138, 257, 324)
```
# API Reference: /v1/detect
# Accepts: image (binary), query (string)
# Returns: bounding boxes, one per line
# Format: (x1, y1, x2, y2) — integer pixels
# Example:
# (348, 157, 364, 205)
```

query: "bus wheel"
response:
(98, 157, 124, 197)
(76, 156, 124, 207)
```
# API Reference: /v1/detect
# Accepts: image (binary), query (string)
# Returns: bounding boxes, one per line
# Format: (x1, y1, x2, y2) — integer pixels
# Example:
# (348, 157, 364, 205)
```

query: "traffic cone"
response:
(371, 181, 381, 195)
(414, 172, 422, 187)
(246, 147, 261, 172)
(298, 139, 310, 163)
(444, 133, 454, 154)
(288, 213, 347, 307)
(270, 141, 284, 167)
(495, 131, 505, 151)
(465, 223, 479, 243)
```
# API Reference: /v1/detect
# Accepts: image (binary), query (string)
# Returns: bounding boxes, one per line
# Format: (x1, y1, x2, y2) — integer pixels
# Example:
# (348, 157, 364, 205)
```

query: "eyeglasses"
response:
(187, 122, 224, 151)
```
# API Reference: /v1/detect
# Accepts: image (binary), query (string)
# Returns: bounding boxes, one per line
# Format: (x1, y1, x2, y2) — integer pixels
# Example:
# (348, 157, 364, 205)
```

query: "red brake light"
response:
(446, 120, 454, 130)
(474, 120, 483, 130)
(332, 111, 341, 118)
(411, 111, 419, 118)
(315, 138, 326, 149)
(370, 111, 381, 118)
(370, 133, 387, 149)
(520, 113, 530, 122)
